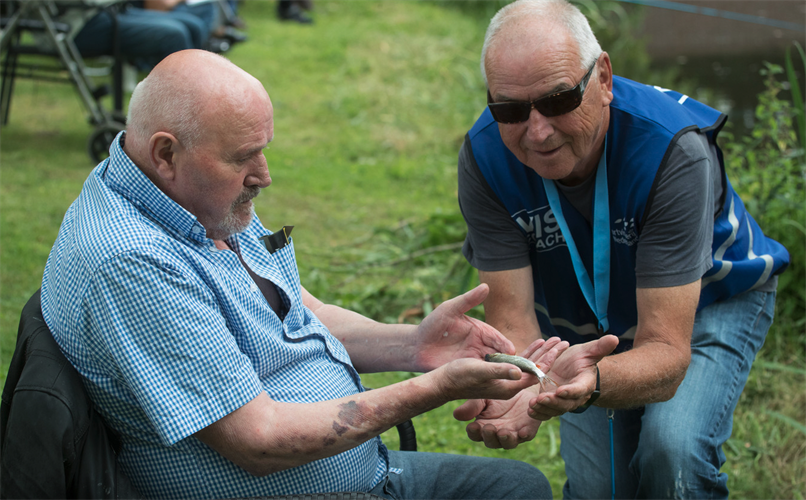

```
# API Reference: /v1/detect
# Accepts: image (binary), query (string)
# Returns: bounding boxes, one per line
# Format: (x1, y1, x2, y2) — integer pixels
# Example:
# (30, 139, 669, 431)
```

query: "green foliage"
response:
(785, 42, 806, 150)
(721, 57, 806, 352)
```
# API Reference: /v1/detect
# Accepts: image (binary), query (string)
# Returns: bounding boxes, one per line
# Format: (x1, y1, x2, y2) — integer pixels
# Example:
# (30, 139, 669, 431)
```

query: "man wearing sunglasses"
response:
(454, 0, 789, 498)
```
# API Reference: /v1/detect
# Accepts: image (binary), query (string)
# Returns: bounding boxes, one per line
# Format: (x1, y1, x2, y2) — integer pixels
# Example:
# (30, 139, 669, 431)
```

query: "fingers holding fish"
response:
(437, 357, 540, 402)
(484, 350, 563, 394)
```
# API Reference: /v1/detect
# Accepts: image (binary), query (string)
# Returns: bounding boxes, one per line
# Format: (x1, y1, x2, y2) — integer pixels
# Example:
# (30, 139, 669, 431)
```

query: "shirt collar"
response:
(103, 131, 209, 243)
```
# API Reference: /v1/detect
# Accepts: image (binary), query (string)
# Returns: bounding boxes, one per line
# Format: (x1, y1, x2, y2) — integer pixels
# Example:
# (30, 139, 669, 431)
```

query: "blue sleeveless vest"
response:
(469, 76, 789, 349)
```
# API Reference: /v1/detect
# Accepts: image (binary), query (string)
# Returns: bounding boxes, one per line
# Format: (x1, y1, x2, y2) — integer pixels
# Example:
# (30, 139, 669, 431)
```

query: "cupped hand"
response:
(528, 334, 619, 420)
(450, 336, 569, 449)
(454, 391, 541, 449)
(413, 284, 516, 371)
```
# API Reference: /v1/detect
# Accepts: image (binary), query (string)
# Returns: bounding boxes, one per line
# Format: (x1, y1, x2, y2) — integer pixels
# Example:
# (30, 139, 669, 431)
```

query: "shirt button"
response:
(250, 283, 258, 293)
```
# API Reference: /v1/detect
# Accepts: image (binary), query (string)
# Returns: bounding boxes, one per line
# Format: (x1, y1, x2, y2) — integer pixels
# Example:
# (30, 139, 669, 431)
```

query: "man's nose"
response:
(248, 160, 272, 188)
(525, 108, 555, 143)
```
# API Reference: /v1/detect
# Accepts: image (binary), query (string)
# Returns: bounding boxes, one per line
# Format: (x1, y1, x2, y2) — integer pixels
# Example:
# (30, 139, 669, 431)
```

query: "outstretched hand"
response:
(413, 284, 516, 371)
(452, 337, 568, 449)
(528, 334, 619, 420)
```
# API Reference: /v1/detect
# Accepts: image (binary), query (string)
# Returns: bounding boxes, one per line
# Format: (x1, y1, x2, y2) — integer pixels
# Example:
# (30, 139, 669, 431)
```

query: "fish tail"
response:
(539, 375, 558, 393)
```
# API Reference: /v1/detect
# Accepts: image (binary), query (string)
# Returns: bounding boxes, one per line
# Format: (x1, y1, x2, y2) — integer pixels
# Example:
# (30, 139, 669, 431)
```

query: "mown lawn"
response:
(1, 1, 803, 498)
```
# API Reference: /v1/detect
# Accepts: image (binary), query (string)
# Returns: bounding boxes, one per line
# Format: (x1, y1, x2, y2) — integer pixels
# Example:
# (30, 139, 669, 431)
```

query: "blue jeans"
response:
(370, 450, 552, 499)
(171, 1, 219, 38)
(74, 7, 207, 65)
(559, 289, 776, 499)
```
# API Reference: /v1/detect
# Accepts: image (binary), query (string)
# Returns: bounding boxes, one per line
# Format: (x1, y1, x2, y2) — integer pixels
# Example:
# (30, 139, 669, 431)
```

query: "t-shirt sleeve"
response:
(85, 251, 264, 446)
(458, 136, 532, 272)
(634, 131, 718, 288)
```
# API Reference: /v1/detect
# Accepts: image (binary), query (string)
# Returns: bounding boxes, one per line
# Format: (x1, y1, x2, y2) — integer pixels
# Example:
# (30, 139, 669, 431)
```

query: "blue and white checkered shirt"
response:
(41, 133, 391, 499)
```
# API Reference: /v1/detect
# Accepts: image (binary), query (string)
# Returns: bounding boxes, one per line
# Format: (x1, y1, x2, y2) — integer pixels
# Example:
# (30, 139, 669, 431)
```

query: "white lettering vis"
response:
(543, 210, 559, 233)
(516, 215, 536, 235)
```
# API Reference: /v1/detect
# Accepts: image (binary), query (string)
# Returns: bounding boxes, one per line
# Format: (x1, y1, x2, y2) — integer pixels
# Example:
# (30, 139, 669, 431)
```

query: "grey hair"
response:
(126, 71, 203, 150)
(480, 0, 602, 87)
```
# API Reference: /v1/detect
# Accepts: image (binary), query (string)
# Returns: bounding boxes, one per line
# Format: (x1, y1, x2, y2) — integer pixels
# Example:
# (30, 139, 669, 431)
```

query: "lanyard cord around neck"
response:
(541, 145, 610, 333)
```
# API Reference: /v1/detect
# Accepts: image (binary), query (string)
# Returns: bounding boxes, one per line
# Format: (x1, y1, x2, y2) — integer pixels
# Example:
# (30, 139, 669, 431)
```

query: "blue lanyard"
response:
(542, 147, 610, 333)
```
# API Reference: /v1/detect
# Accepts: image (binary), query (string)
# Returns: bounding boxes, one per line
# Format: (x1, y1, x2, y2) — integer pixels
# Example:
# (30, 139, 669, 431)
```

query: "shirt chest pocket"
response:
(246, 240, 303, 321)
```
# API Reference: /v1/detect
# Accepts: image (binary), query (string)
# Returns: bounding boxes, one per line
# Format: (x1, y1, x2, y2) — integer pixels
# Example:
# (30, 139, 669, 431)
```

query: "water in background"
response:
(672, 54, 794, 139)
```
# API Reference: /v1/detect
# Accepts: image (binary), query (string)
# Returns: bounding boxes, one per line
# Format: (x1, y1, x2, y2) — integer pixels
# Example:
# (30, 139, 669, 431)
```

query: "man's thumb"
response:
(452, 283, 489, 315)
(453, 398, 486, 421)
(591, 334, 619, 360)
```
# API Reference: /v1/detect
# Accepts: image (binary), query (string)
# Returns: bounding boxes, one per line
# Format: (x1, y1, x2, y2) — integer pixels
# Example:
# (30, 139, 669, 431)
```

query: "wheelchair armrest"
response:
(0, 17, 71, 34)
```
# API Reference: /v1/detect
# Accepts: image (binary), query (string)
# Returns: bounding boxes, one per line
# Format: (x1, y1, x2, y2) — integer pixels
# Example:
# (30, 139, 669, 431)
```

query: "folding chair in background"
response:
(0, 0, 127, 163)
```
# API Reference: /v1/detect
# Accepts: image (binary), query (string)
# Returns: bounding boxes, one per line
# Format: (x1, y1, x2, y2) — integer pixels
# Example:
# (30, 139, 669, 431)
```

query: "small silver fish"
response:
(485, 353, 557, 391)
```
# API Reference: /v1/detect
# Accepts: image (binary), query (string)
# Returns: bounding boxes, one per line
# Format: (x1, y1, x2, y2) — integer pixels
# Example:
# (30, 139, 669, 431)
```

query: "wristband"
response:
(570, 363, 600, 414)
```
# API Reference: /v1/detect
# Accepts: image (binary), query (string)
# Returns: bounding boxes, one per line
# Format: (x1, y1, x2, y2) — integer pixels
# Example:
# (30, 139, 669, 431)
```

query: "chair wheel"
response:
(87, 121, 125, 164)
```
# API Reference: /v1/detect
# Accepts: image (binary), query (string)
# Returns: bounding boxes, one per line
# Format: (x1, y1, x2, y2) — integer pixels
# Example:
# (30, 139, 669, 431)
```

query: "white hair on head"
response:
(480, 0, 602, 87)
(126, 69, 203, 150)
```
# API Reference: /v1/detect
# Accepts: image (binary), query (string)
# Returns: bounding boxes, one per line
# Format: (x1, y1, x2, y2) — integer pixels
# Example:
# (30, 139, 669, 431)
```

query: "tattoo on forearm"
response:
(329, 400, 388, 443)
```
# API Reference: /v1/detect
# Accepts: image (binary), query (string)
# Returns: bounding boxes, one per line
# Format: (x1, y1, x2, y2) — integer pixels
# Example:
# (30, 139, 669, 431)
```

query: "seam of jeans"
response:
(380, 476, 399, 500)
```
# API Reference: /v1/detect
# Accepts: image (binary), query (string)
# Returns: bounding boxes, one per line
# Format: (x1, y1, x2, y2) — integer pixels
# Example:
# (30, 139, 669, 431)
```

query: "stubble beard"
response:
(212, 186, 261, 240)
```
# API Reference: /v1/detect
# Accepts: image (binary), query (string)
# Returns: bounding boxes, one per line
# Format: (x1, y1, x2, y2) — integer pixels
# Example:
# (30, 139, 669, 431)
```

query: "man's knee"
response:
(114, 16, 195, 60)
(633, 430, 727, 497)
(501, 460, 552, 499)
(388, 451, 552, 499)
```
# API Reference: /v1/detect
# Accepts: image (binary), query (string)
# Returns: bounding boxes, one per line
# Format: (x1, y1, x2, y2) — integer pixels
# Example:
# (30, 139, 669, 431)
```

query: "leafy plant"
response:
(721, 53, 806, 352)
(785, 42, 806, 150)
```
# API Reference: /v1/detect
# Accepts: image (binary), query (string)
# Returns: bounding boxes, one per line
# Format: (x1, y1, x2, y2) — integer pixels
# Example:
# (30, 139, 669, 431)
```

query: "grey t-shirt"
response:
(459, 130, 726, 289)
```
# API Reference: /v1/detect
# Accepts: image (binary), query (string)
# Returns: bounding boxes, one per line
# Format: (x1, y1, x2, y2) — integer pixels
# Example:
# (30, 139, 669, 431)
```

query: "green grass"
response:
(1, 1, 804, 498)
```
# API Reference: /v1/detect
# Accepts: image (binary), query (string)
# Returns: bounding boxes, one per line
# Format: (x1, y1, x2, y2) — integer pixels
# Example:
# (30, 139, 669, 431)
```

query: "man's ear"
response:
(597, 52, 614, 106)
(149, 132, 180, 181)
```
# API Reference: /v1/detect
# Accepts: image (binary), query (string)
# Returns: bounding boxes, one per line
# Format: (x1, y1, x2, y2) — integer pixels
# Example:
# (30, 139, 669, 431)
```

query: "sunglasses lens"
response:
(488, 88, 583, 123)
(535, 89, 583, 117)
(488, 103, 531, 124)
(487, 60, 595, 123)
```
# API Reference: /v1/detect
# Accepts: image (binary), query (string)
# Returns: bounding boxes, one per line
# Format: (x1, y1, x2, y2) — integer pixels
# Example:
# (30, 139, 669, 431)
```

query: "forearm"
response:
(595, 283, 698, 408)
(198, 358, 534, 475)
(302, 284, 519, 374)
(310, 302, 421, 373)
(479, 268, 541, 352)
(596, 340, 690, 408)
(199, 372, 446, 476)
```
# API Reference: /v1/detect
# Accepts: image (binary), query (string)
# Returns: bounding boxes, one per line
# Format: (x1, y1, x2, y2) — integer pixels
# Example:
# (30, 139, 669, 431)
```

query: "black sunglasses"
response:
(487, 60, 597, 123)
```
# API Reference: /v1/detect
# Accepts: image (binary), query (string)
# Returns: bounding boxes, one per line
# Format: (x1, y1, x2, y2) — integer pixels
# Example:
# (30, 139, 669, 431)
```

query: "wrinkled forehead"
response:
(485, 23, 581, 93)
(487, 17, 577, 69)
